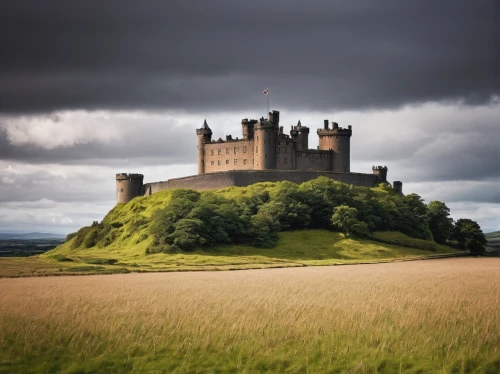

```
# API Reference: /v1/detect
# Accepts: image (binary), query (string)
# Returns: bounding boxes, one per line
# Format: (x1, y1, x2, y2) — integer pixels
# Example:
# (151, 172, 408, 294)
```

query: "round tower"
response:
(116, 173, 144, 204)
(196, 119, 212, 174)
(372, 166, 388, 183)
(317, 121, 352, 172)
(254, 116, 277, 170)
(393, 181, 403, 195)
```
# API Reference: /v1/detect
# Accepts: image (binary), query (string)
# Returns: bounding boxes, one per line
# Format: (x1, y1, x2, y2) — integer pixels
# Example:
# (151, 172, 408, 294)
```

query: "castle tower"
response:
(372, 166, 388, 183)
(196, 119, 212, 174)
(254, 111, 279, 170)
(116, 173, 144, 204)
(317, 120, 352, 172)
(291, 120, 310, 151)
(241, 118, 257, 140)
(393, 181, 403, 195)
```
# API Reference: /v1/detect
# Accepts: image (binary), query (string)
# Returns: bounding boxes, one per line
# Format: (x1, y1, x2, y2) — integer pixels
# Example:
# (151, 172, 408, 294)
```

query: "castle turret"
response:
(317, 120, 352, 172)
(196, 119, 212, 174)
(241, 118, 257, 140)
(254, 111, 279, 170)
(116, 173, 144, 204)
(393, 181, 403, 195)
(372, 166, 388, 183)
(290, 120, 310, 151)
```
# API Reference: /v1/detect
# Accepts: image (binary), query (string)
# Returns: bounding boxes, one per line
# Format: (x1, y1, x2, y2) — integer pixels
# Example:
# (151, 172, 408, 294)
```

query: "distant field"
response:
(0, 230, 460, 277)
(0, 238, 64, 257)
(0, 258, 498, 373)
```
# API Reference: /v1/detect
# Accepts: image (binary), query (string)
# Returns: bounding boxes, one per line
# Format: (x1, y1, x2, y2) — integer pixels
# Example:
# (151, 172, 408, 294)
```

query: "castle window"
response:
(243, 159, 247, 165)
(120, 188, 124, 192)
(257, 136, 259, 141)
(284, 158, 287, 165)
(253, 159, 255, 165)
(256, 146, 258, 153)
(226, 148, 229, 155)
(278, 147, 280, 153)
(285, 147, 287, 153)
(203, 150, 205, 156)
(234, 147, 237, 154)
(211, 150, 214, 156)
(211, 161, 214, 165)
(218, 149, 221, 155)
(243, 146, 247, 153)
(218, 160, 221, 165)
(311, 160, 314, 166)
(226, 159, 229, 165)
(234, 159, 237, 165)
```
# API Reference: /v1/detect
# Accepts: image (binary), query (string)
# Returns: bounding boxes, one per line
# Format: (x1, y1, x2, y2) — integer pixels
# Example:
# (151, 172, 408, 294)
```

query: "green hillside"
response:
(485, 231, 500, 255)
(0, 177, 453, 277)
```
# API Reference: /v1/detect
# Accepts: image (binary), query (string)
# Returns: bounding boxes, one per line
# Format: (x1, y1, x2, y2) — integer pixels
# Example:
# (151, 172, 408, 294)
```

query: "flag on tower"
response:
(263, 89, 269, 95)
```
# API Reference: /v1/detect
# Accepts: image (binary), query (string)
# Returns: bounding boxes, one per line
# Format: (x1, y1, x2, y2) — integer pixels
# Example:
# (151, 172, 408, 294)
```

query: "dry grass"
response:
(0, 258, 499, 373)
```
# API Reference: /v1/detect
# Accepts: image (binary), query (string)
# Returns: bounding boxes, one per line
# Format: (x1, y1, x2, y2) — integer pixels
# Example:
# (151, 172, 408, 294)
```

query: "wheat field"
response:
(0, 258, 499, 373)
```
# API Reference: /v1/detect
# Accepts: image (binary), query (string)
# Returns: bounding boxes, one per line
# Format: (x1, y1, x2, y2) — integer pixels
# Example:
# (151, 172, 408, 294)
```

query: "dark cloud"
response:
(0, 0, 498, 114)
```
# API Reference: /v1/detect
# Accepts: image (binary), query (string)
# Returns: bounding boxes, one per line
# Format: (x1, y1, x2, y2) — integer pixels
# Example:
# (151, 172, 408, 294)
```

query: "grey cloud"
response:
(0, 0, 498, 114)
(406, 181, 500, 204)
(0, 116, 197, 165)
(0, 168, 113, 203)
(348, 104, 500, 182)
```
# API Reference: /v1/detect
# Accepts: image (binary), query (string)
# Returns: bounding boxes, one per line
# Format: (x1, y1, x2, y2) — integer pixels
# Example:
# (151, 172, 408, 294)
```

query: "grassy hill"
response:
(485, 231, 500, 256)
(1, 179, 462, 277)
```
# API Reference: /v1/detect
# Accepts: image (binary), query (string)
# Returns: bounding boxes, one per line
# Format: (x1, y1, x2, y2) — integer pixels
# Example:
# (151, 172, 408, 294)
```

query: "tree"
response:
(427, 201, 454, 244)
(451, 219, 487, 254)
(331, 205, 368, 237)
(166, 218, 204, 251)
(397, 193, 432, 240)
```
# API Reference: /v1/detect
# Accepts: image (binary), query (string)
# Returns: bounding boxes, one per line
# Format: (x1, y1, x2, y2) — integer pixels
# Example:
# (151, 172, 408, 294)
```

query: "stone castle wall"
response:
(203, 139, 255, 173)
(143, 170, 379, 195)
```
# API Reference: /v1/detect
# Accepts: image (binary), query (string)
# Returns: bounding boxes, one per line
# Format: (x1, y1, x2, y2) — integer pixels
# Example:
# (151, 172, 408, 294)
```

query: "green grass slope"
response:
(0, 229, 458, 277)
(1, 228, 455, 278)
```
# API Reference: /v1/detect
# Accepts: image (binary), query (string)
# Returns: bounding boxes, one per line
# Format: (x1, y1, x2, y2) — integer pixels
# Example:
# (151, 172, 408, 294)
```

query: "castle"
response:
(116, 110, 403, 204)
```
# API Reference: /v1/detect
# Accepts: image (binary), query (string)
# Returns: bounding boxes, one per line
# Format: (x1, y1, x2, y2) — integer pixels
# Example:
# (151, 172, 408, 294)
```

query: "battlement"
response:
(254, 118, 276, 130)
(205, 138, 253, 144)
(317, 127, 352, 137)
(371, 166, 388, 183)
(116, 173, 144, 180)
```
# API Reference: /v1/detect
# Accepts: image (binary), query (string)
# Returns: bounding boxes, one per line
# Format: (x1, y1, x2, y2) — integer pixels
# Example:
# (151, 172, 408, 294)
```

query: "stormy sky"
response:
(0, 0, 499, 234)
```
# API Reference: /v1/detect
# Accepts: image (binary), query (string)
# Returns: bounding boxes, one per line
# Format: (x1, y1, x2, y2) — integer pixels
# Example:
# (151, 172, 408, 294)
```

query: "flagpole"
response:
(267, 92, 269, 116)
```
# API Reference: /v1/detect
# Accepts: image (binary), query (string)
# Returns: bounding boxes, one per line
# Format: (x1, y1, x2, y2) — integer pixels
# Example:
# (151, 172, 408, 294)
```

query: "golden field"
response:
(0, 258, 499, 373)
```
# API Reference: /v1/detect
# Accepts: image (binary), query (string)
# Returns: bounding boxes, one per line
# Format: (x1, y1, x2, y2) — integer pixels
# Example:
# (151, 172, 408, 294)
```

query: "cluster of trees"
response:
(427, 201, 487, 253)
(148, 177, 487, 253)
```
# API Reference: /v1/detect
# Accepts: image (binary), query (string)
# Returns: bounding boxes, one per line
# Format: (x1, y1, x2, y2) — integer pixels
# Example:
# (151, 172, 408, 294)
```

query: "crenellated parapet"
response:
(372, 165, 388, 183)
